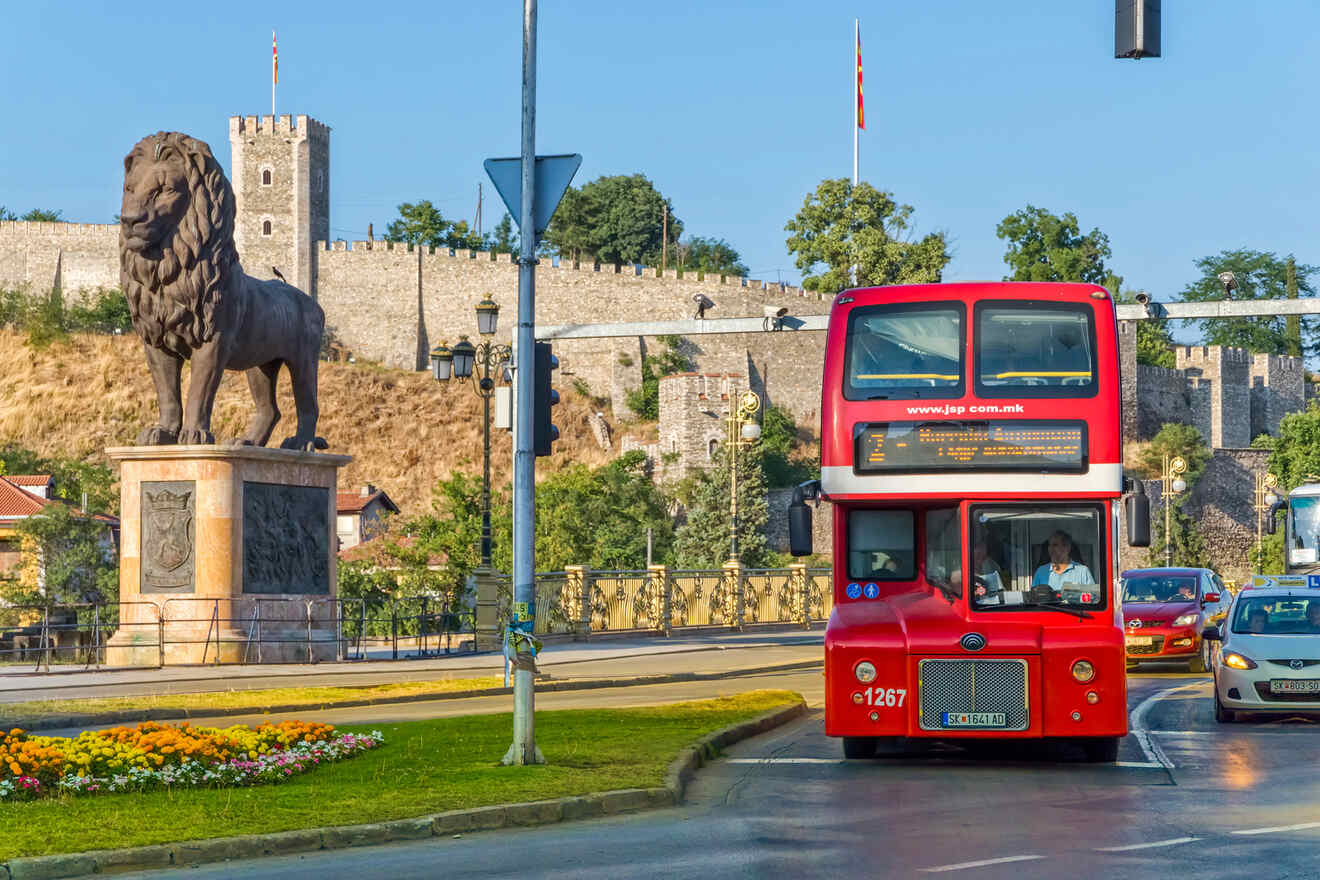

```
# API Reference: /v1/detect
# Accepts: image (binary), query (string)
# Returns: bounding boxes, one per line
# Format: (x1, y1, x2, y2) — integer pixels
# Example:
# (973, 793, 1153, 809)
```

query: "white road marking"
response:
(919, 855, 1045, 873)
(1230, 821, 1320, 836)
(1095, 836, 1199, 852)
(1128, 681, 1207, 769)
(725, 758, 842, 764)
(1114, 761, 1163, 768)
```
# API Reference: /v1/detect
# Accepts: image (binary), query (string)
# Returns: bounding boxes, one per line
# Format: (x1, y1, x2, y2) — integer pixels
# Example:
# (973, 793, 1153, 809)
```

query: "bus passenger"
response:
(1032, 531, 1095, 589)
(971, 539, 1006, 599)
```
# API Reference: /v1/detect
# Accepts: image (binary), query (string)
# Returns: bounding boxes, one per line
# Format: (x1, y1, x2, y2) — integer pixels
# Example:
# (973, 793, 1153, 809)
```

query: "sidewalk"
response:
(0, 627, 824, 705)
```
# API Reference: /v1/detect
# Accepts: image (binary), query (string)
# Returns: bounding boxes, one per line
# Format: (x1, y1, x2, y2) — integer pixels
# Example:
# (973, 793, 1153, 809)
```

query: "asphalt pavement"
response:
(104, 660, 1320, 880)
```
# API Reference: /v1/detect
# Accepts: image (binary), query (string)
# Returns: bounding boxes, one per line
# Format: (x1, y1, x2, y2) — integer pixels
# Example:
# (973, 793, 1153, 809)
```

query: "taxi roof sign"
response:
(1249, 574, 1320, 590)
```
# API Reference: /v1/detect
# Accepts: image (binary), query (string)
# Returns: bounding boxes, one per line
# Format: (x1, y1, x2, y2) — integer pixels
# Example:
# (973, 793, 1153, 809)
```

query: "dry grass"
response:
(0, 330, 622, 515)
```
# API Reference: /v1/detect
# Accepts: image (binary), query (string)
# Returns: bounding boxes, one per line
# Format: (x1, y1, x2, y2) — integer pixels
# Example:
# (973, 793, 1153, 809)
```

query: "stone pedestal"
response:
(104, 446, 351, 666)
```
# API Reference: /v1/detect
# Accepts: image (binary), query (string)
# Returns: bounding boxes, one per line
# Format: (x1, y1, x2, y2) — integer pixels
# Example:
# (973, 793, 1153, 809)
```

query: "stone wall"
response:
(0, 221, 119, 295)
(1134, 364, 1188, 438)
(766, 487, 833, 556)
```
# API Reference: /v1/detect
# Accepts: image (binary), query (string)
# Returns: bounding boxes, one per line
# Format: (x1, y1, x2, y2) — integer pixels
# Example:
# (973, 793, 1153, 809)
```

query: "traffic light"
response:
(533, 341, 559, 456)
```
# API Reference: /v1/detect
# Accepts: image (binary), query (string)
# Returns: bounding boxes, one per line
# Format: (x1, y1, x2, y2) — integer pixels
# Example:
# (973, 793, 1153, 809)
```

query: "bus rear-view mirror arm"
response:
(789, 479, 823, 557)
(1265, 498, 1286, 536)
(1124, 477, 1151, 547)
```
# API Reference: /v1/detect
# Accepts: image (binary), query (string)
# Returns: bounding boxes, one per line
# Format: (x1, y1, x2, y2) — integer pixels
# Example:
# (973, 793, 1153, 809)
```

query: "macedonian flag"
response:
(273, 31, 278, 85)
(856, 28, 864, 130)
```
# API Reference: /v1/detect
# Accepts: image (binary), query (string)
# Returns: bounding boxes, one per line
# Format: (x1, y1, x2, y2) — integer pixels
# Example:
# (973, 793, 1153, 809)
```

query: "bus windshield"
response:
(1288, 495, 1320, 567)
(845, 304, 964, 400)
(976, 304, 1096, 397)
(968, 504, 1106, 611)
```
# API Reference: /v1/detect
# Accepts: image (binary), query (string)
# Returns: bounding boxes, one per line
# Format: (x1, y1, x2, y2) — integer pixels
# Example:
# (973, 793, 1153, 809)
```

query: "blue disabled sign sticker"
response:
(863, 583, 880, 599)
(846, 582, 862, 599)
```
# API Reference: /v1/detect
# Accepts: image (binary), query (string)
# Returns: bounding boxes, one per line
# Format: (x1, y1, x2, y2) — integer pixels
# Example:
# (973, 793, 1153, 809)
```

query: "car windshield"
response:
(1288, 495, 1320, 567)
(1231, 595, 1320, 635)
(968, 504, 1106, 611)
(1122, 575, 1198, 603)
(844, 304, 964, 400)
(976, 304, 1096, 397)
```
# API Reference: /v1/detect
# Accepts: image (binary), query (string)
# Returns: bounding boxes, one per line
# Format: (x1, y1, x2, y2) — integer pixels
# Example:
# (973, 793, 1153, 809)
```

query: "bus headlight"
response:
(854, 661, 877, 683)
(1071, 660, 1096, 683)
(1223, 652, 1257, 670)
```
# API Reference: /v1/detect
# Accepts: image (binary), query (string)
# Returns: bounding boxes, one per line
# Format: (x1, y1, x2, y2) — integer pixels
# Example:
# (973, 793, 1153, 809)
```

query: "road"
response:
(108, 661, 1320, 880)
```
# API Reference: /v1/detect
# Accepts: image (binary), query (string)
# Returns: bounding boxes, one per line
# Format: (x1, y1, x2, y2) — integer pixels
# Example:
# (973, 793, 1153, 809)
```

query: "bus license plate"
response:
(1125, 635, 1153, 646)
(942, 712, 1007, 728)
(1270, 679, 1320, 694)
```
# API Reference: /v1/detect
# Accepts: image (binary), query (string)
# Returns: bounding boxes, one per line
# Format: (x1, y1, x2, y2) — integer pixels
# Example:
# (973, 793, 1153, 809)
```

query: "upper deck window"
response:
(975, 302, 1097, 398)
(844, 304, 965, 400)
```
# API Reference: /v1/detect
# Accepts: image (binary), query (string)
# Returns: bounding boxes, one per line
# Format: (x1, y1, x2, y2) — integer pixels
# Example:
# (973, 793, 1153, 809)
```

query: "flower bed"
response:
(0, 721, 383, 801)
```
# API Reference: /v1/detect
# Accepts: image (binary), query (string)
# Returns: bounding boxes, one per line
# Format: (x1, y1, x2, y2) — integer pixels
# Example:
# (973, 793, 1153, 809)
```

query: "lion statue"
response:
(119, 131, 326, 451)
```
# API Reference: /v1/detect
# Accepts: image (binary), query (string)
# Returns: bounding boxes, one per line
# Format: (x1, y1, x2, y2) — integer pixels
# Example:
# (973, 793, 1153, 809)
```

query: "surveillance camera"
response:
(1134, 292, 1151, 306)
(764, 305, 789, 319)
(693, 294, 715, 319)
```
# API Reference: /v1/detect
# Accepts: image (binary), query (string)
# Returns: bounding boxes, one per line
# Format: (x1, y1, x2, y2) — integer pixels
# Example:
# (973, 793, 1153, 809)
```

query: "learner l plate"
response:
(1269, 679, 1320, 694)
(942, 712, 1007, 728)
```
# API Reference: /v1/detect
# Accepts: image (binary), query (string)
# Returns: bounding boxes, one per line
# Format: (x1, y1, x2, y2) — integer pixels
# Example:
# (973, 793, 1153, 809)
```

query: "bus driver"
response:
(1033, 530, 1095, 589)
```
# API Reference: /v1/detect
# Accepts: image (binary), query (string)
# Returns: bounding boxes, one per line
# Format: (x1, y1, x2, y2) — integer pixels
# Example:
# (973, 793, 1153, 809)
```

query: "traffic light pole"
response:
(503, 0, 544, 766)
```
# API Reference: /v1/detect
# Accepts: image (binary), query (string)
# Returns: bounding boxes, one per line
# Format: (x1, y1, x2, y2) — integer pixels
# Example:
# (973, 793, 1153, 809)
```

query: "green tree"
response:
(1133, 423, 1210, 567)
(784, 179, 949, 294)
(0, 447, 118, 515)
(760, 404, 818, 488)
(385, 201, 451, 249)
(66, 288, 132, 334)
(1286, 255, 1302, 357)
(1180, 249, 1318, 354)
(490, 213, 519, 255)
(625, 335, 691, 420)
(443, 220, 487, 251)
(996, 206, 1111, 284)
(677, 236, 748, 278)
(673, 440, 771, 569)
(0, 207, 15, 221)
(20, 209, 62, 222)
(1266, 403, 1320, 491)
(12, 504, 118, 606)
(1113, 279, 1175, 368)
(544, 175, 680, 266)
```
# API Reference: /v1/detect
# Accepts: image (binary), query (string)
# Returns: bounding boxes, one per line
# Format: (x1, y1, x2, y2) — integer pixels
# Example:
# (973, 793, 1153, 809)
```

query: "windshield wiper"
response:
(979, 602, 1093, 619)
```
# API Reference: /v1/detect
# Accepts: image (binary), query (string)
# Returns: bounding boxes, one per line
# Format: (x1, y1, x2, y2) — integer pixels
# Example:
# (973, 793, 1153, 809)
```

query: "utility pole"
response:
(475, 182, 484, 237)
(504, 0, 545, 766)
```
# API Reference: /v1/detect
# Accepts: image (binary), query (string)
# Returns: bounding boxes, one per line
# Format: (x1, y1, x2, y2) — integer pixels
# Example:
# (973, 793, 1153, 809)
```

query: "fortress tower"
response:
(228, 114, 330, 296)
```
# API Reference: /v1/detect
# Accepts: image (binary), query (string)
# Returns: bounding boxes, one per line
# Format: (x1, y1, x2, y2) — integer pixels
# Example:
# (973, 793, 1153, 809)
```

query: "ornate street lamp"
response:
(1254, 470, 1279, 572)
(726, 390, 762, 563)
(430, 296, 511, 570)
(1161, 453, 1187, 566)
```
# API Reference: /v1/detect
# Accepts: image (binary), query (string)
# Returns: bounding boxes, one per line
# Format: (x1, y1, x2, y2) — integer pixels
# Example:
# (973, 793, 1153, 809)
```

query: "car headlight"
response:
(854, 661, 877, 683)
(1222, 652, 1257, 670)
(1071, 660, 1096, 683)
(1173, 613, 1199, 627)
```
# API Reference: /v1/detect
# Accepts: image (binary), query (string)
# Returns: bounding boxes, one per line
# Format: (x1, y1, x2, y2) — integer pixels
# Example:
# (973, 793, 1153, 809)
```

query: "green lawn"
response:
(0, 677, 509, 728)
(0, 689, 801, 860)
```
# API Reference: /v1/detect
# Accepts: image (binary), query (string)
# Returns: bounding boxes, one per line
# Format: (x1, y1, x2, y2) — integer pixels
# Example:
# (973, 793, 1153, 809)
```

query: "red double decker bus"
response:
(789, 281, 1149, 761)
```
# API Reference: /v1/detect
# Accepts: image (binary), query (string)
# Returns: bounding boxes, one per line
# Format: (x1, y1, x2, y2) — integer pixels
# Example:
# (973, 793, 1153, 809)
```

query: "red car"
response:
(1121, 567, 1231, 673)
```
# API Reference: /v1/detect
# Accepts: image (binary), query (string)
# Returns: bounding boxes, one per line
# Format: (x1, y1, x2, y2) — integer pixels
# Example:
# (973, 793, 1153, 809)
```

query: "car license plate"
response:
(1125, 635, 1153, 646)
(1269, 679, 1320, 694)
(942, 712, 1007, 728)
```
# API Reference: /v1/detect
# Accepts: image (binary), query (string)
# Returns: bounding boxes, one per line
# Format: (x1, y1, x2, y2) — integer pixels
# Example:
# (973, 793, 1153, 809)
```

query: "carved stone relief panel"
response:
(141, 481, 196, 593)
(242, 482, 330, 595)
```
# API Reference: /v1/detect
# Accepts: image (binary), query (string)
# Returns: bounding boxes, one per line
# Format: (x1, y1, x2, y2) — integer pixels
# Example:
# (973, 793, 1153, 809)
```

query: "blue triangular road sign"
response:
(483, 154, 583, 242)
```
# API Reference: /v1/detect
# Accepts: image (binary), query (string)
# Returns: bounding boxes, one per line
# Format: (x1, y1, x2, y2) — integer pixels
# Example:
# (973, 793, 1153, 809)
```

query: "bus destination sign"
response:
(855, 420, 1087, 473)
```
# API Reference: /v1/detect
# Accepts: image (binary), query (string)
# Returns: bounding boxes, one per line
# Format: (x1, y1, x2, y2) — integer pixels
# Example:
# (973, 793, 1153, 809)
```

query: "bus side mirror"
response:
(1265, 499, 1285, 536)
(789, 480, 822, 557)
(1125, 483, 1151, 547)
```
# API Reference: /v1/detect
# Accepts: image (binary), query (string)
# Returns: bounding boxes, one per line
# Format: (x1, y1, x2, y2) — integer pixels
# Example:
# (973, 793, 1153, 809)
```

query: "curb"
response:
(12, 659, 822, 733)
(0, 700, 809, 880)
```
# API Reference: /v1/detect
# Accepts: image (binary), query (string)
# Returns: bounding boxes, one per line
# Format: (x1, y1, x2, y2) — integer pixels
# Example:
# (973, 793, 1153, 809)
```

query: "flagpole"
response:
(272, 31, 277, 117)
(851, 18, 859, 287)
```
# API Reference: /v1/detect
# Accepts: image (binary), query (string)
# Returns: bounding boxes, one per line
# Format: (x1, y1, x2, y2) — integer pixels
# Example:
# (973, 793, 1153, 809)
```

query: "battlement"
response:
(1252, 351, 1303, 373)
(0, 221, 117, 237)
(1178, 344, 1251, 366)
(229, 114, 329, 140)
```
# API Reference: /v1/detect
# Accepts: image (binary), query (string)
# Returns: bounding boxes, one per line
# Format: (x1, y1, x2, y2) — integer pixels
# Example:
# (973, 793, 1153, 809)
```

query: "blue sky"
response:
(4, 1, 1320, 310)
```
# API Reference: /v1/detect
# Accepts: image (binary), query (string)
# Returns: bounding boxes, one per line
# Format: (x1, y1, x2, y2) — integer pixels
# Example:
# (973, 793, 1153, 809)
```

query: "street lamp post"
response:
(1253, 470, 1279, 572)
(430, 295, 511, 573)
(1161, 453, 1188, 566)
(726, 390, 762, 563)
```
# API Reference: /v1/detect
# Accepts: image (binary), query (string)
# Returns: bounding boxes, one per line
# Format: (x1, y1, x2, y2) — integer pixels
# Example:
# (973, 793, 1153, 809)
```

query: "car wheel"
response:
(1214, 688, 1236, 723)
(1079, 736, 1120, 763)
(842, 736, 877, 759)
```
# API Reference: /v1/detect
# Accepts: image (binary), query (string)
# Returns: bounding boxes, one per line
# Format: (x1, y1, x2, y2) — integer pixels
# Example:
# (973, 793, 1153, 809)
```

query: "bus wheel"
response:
(842, 737, 877, 759)
(1079, 737, 1120, 763)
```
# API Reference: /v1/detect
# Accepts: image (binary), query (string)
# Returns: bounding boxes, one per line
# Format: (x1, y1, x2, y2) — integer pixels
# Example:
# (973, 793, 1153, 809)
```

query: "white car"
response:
(1204, 586, 1320, 722)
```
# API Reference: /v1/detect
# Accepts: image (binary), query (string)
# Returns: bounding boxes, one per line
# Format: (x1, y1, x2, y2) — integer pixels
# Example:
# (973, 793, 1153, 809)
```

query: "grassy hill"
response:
(0, 329, 617, 515)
